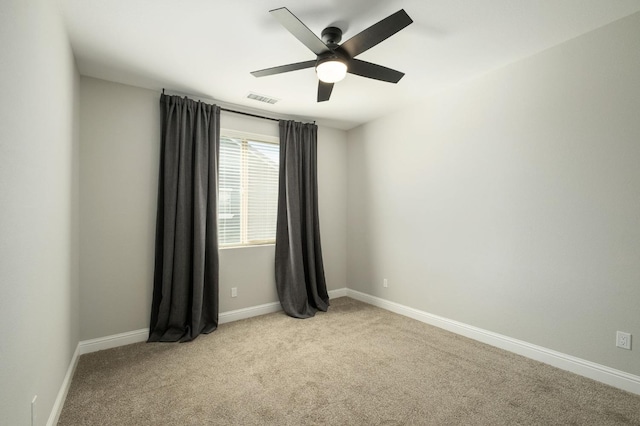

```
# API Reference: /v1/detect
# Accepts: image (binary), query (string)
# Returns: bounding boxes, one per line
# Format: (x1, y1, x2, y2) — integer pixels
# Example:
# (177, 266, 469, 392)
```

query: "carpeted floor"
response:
(58, 297, 640, 425)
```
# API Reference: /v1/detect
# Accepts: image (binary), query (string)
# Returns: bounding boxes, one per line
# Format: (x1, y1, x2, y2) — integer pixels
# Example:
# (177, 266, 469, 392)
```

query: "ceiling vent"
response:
(247, 92, 279, 104)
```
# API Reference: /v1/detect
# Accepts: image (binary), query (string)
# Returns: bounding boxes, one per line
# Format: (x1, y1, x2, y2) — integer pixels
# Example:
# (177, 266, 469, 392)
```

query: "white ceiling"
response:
(62, 0, 640, 130)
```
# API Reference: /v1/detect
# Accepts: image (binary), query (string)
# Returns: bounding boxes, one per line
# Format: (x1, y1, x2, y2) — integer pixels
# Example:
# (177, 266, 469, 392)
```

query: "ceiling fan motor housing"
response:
(321, 27, 343, 47)
(316, 49, 348, 66)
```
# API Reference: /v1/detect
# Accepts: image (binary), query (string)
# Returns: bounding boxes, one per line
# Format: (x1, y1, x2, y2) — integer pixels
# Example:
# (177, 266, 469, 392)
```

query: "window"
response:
(218, 130, 279, 247)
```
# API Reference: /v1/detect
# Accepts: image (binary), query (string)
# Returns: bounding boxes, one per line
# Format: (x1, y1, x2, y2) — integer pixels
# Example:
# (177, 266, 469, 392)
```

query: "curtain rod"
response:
(162, 88, 315, 125)
(220, 108, 279, 122)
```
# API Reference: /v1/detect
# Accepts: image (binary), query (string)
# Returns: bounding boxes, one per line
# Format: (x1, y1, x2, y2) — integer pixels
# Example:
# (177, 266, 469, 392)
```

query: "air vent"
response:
(247, 92, 279, 104)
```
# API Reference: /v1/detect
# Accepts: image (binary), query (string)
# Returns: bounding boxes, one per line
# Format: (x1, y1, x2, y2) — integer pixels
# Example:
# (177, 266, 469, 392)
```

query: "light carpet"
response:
(58, 297, 640, 425)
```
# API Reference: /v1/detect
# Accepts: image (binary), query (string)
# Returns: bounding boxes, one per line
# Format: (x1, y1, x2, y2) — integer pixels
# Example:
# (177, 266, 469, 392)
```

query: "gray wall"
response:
(79, 78, 159, 340)
(347, 12, 640, 376)
(79, 77, 348, 340)
(0, 1, 80, 424)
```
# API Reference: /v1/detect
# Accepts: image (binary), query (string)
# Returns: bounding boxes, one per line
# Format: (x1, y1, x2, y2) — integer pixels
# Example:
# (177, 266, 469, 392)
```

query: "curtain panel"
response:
(275, 120, 329, 318)
(149, 94, 220, 342)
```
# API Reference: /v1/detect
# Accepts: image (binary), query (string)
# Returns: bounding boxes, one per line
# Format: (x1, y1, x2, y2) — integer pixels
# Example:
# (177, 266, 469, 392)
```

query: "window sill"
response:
(219, 243, 275, 251)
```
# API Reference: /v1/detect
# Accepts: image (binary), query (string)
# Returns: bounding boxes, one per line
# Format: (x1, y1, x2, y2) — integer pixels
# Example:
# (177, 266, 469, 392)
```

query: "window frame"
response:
(218, 128, 280, 249)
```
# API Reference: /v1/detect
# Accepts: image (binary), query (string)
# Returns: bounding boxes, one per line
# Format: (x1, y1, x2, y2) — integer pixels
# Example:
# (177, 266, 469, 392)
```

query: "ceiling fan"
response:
(251, 7, 413, 102)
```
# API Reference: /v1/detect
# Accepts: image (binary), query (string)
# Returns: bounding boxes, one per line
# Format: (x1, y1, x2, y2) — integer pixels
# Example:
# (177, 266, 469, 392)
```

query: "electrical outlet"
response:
(231, 287, 237, 298)
(31, 395, 37, 426)
(383, 278, 388, 288)
(616, 331, 631, 350)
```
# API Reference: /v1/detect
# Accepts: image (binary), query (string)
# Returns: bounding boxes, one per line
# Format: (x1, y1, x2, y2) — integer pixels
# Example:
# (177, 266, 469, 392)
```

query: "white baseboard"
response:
(329, 288, 348, 298)
(46, 344, 81, 426)
(79, 328, 149, 355)
(346, 289, 640, 396)
(219, 301, 282, 324)
(219, 288, 346, 323)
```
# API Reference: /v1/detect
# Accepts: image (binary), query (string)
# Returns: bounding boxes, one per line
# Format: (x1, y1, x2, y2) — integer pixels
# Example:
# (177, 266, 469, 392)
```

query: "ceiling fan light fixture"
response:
(316, 58, 347, 83)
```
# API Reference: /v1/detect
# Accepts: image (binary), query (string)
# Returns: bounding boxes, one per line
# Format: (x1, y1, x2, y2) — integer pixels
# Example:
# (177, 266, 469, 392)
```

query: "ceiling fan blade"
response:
(270, 7, 330, 56)
(347, 59, 405, 83)
(251, 60, 316, 77)
(340, 9, 413, 58)
(317, 81, 334, 102)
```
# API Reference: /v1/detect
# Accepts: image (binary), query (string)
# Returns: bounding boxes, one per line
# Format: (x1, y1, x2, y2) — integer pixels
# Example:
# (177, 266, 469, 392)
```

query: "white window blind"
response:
(218, 131, 279, 247)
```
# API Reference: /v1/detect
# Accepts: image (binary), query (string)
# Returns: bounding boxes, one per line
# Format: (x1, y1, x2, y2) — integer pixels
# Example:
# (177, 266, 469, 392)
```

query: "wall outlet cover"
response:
(616, 331, 631, 350)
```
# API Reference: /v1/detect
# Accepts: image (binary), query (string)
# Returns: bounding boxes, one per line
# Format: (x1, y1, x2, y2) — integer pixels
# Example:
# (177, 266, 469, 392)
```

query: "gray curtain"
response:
(149, 94, 220, 342)
(275, 120, 329, 318)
